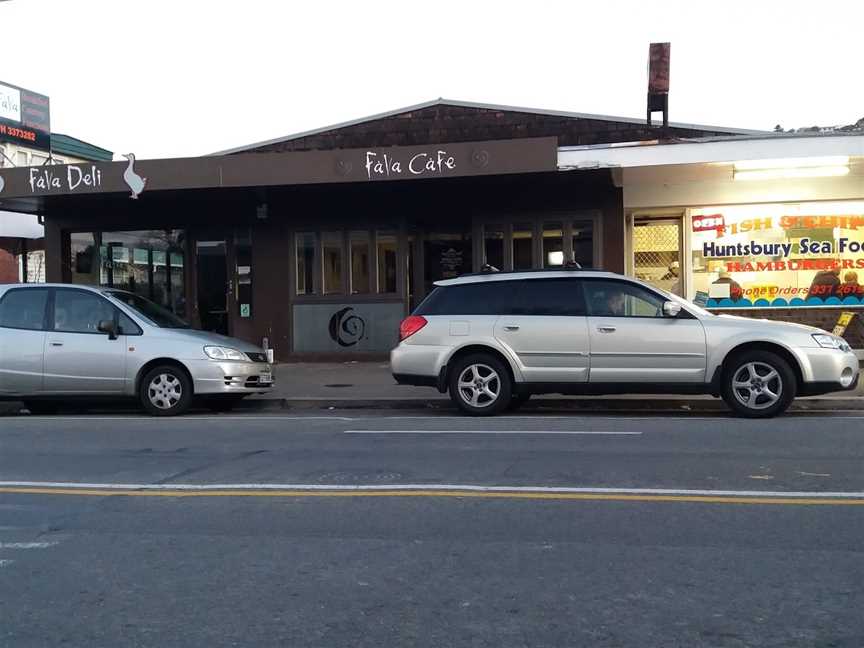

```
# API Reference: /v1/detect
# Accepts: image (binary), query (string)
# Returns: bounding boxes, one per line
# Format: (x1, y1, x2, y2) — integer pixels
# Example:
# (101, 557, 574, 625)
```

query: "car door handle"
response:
(596, 326, 616, 333)
(503, 325, 520, 331)
(49, 341, 63, 347)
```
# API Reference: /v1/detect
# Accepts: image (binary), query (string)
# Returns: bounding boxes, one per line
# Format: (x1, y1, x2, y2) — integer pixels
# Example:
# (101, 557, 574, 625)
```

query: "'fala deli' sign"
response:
(29, 165, 103, 192)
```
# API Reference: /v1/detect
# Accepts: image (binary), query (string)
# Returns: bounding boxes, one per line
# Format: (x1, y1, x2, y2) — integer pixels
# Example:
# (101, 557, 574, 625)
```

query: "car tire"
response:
(448, 353, 512, 416)
(23, 400, 60, 415)
(721, 350, 796, 418)
(508, 393, 531, 411)
(139, 364, 193, 417)
(203, 395, 245, 413)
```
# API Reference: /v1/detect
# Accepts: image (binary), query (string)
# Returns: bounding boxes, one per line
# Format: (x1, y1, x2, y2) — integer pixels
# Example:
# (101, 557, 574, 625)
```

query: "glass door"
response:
(196, 239, 229, 334)
(633, 217, 683, 295)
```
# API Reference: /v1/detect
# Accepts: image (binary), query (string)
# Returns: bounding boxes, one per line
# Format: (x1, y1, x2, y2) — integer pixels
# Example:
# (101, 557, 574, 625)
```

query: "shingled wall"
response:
(241, 104, 739, 153)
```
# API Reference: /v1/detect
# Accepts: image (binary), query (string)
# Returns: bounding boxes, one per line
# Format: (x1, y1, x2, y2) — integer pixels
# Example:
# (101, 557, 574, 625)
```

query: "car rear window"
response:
(0, 288, 49, 331)
(414, 278, 585, 316)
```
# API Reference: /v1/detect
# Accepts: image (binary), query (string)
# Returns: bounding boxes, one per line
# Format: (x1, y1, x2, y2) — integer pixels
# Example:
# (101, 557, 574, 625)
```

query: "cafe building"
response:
(560, 129, 864, 352)
(0, 99, 763, 359)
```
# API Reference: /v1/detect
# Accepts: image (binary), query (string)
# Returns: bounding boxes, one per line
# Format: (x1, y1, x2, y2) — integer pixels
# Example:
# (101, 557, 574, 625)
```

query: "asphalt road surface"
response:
(1, 410, 863, 647)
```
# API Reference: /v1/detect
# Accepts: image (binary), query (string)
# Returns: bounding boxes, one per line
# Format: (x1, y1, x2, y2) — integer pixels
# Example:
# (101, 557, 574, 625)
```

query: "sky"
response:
(2, 0, 863, 160)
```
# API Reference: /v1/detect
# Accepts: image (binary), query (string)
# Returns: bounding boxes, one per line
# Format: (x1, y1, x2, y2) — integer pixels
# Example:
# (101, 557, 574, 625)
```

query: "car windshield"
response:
(105, 291, 191, 329)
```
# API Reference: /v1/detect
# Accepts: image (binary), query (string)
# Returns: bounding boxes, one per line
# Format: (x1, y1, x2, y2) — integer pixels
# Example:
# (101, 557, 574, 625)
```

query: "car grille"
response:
(246, 352, 267, 363)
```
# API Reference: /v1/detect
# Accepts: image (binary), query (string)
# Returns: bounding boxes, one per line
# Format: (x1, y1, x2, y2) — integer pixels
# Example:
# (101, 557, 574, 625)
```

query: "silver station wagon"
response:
(0, 284, 273, 416)
(391, 269, 860, 417)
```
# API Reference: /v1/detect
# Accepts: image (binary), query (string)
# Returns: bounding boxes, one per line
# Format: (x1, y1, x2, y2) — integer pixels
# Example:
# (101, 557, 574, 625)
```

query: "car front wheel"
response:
(448, 354, 512, 416)
(140, 365, 193, 416)
(721, 351, 796, 418)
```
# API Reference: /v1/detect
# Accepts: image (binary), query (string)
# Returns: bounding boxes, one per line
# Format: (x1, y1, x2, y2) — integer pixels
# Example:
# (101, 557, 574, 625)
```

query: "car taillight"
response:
(399, 315, 428, 341)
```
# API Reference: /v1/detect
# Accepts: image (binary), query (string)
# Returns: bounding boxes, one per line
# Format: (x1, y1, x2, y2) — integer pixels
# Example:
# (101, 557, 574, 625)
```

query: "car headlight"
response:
(812, 334, 850, 352)
(203, 346, 250, 361)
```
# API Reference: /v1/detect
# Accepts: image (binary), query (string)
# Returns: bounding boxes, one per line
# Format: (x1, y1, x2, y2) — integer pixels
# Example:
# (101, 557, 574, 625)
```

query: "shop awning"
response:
(0, 211, 43, 239)
(558, 132, 864, 170)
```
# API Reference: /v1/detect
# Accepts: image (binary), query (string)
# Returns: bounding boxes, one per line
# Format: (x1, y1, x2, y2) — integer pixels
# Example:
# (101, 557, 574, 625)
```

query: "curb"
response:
(239, 397, 864, 413)
(2, 398, 861, 416)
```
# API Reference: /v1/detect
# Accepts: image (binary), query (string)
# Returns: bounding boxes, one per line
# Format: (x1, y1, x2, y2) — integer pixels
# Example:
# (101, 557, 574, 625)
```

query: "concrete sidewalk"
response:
(244, 361, 864, 412)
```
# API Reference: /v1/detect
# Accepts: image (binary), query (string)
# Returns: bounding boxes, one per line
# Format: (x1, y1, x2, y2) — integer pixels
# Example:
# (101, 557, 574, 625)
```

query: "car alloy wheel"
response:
(457, 363, 501, 408)
(731, 361, 783, 410)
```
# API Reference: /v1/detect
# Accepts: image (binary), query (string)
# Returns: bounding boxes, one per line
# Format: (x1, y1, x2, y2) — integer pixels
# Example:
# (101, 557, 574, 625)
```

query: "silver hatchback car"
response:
(391, 269, 860, 417)
(0, 284, 273, 416)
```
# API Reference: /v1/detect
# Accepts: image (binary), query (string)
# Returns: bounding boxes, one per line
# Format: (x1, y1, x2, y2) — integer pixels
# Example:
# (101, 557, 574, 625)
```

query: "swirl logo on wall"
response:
(328, 307, 366, 347)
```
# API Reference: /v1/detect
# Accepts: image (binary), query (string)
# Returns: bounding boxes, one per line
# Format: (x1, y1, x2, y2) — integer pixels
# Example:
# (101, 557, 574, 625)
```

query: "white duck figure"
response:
(122, 153, 146, 199)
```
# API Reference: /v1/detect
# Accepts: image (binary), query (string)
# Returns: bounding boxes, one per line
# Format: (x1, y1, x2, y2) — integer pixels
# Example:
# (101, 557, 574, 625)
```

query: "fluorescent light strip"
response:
(733, 156, 849, 170)
(734, 166, 850, 181)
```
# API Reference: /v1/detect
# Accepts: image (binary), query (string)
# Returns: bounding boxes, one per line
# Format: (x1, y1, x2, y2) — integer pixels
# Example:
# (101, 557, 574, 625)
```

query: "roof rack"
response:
(460, 265, 603, 278)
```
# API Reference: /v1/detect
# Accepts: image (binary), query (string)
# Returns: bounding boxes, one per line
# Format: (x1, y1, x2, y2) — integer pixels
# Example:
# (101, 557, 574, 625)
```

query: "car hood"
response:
(716, 313, 824, 335)
(163, 329, 265, 353)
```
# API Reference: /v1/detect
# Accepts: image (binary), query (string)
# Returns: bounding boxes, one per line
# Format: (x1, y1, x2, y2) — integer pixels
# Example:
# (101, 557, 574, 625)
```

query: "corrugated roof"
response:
(211, 98, 768, 155)
(51, 133, 113, 162)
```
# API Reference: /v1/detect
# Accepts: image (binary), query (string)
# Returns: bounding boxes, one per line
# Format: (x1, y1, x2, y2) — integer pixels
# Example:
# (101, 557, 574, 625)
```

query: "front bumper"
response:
(798, 348, 859, 396)
(187, 360, 274, 395)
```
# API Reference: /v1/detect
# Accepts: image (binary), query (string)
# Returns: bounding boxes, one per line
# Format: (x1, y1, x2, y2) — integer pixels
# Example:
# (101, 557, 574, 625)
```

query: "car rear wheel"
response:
(721, 351, 796, 418)
(448, 354, 512, 416)
(139, 364, 193, 417)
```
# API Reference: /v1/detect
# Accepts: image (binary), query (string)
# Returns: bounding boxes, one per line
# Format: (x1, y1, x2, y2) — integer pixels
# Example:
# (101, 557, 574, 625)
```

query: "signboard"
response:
(692, 213, 725, 233)
(0, 81, 50, 152)
(832, 312, 856, 336)
(293, 302, 403, 352)
(691, 202, 864, 308)
(0, 137, 557, 200)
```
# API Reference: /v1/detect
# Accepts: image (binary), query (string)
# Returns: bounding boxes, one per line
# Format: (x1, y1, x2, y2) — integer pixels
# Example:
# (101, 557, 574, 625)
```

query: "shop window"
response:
(513, 223, 533, 270)
(322, 231, 344, 295)
(350, 231, 371, 294)
(483, 224, 505, 270)
(376, 231, 397, 293)
(235, 229, 253, 318)
(296, 232, 316, 295)
(543, 222, 564, 267)
(572, 220, 594, 268)
(690, 201, 864, 308)
(71, 230, 185, 315)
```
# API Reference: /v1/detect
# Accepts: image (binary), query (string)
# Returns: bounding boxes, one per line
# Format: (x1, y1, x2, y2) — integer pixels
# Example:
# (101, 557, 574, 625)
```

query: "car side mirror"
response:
(97, 319, 118, 340)
(662, 301, 682, 318)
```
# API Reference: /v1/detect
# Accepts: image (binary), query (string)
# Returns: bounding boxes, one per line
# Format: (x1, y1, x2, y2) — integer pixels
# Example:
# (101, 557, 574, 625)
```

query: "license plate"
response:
(259, 372, 273, 385)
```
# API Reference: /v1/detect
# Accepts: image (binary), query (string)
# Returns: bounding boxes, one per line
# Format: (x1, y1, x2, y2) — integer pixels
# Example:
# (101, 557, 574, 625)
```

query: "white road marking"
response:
(343, 430, 642, 435)
(0, 541, 58, 549)
(2, 481, 864, 499)
(12, 416, 357, 422)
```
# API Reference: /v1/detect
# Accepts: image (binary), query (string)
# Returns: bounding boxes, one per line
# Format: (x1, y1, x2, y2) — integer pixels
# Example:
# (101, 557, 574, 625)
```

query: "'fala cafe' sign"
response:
(364, 149, 457, 180)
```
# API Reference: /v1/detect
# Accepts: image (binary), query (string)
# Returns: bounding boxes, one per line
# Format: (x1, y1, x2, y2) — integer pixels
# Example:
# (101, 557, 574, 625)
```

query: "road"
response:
(1, 410, 863, 647)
